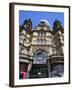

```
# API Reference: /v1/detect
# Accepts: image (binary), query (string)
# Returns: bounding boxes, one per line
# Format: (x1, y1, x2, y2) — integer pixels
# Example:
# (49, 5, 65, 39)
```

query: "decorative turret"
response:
(53, 19, 64, 55)
(23, 18, 32, 31)
(19, 18, 32, 33)
(53, 19, 64, 33)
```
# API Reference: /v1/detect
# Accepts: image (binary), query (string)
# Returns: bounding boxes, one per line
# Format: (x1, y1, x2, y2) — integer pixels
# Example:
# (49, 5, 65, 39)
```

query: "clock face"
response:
(33, 49, 48, 64)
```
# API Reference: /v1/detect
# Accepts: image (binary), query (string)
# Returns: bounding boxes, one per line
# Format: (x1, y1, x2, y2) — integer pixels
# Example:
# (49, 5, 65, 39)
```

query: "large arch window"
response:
(33, 49, 48, 64)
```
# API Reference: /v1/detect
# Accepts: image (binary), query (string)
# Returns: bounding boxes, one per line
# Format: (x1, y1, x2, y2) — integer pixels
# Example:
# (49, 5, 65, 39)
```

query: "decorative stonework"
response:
(19, 19, 64, 79)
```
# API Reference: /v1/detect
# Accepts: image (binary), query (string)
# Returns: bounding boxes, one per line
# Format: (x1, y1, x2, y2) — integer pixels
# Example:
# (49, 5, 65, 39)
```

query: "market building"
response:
(19, 18, 64, 79)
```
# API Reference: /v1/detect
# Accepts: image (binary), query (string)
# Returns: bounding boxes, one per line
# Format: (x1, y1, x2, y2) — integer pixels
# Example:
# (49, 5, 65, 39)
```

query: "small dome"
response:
(40, 19, 50, 26)
(33, 19, 50, 30)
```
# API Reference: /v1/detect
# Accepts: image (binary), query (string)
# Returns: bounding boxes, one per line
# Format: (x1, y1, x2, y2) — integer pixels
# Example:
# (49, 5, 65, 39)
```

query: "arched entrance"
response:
(29, 49, 48, 78)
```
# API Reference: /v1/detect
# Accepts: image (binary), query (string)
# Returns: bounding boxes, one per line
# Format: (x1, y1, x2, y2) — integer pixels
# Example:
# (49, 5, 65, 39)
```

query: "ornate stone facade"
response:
(19, 19, 64, 79)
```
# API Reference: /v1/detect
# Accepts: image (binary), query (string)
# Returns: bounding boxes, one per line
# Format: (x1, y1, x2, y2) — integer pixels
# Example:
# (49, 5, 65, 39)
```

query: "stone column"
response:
(26, 61, 32, 78)
(48, 60, 51, 77)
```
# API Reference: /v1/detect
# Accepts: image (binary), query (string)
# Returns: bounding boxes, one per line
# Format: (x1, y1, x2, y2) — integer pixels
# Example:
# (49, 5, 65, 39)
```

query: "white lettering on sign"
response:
(33, 60, 46, 64)
(38, 57, 42, 60)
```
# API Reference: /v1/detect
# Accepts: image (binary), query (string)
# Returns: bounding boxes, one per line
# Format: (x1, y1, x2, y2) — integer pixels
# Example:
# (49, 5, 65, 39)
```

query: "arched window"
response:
(37, 38, 46, 45)
(38, 31, 46, 36)
(33, 49, 48, 64)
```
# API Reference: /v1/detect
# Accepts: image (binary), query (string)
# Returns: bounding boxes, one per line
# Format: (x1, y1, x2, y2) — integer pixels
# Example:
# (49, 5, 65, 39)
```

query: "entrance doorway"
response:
(29, 64, 48, 78)
(30, 49, 48, 78)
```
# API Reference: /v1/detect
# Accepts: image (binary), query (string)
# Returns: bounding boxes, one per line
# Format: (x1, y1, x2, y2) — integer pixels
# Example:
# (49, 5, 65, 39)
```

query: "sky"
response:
(19, 10, 64, 28)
